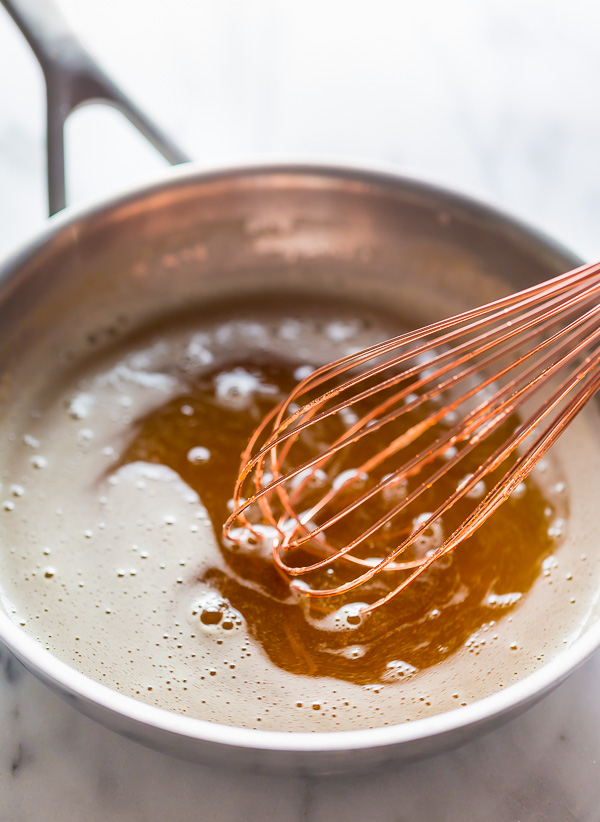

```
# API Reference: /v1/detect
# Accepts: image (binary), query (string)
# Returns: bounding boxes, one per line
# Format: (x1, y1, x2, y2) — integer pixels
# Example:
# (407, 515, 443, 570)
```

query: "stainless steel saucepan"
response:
(1, 0, 598, 775)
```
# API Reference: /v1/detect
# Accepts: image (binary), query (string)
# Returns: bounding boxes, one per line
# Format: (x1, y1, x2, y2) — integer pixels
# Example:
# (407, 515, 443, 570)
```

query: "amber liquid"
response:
(115, 349, 560, 688)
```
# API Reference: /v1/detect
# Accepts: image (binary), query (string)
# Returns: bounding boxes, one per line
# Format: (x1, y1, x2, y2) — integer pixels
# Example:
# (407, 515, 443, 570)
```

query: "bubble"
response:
(214, 368, 276, 411)
(330, 644, 366, 660)
(185, 335, 214, 366)
(224, 524, 279, 559)
(187, 446, 211, 465)
(410, 513, 444, 558)
(104, 364, 176, 393)
(457, 474, 486, 499)
(289, 467, 327, 491)
(31, 455, 47, 469)
(338, 407, 360, 427)
(326, 321, 358, 342)
(192, 588, 244, 636)
(67, 393, 95, 420)
(23, 434, 40, 448)
(278, 319, 302, 341)
(332, 469, 368, 492)
(547, 518, 566, 539)
(486, 592, 522, 607)
(293, 364, 314, 382)
(511, 482, 526, 499)
(10, 485, 24, 497)
(314, 602, 368, 632)
(381, 473, 407, 503)
(382, 660, 418, 681)
(44, 567, 56, 579)
(259, 471, 273, 489)
(2, 501, 15, 511)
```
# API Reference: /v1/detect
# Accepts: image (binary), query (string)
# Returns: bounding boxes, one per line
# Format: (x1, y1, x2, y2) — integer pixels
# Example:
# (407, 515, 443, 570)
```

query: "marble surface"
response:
(2, 1, 600, 819)
(3, 645, 600, 821)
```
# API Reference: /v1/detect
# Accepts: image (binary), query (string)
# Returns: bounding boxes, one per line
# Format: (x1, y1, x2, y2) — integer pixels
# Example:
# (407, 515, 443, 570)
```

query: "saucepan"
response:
(0, 0, 598, 774)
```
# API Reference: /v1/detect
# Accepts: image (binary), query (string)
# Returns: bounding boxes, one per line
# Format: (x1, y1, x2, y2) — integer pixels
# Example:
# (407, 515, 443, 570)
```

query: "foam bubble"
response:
(410, 513, 444, 558)
(191, 588, 244, 636)
(225, 524, 279, 559)
(381, 660, 418, 681)
(486, 592, 522, 608)
(185, 335, 214, 366)
(337, 645, 366, 660)
(103, 364, 176, 393)
(187, 446, 211, 465)
(511, 482, 526, 499)
(293, 364, 315, 382)
(381, 473, 407, 504)
(338, 407, 360, 427)
(67, 393, 96, 420)
(314, 602, 369, 632)
(326, 321, 359, 342)
(331, 469, 368, 492)
(214, 368, 276, 411)
(457, 473, 486, 500)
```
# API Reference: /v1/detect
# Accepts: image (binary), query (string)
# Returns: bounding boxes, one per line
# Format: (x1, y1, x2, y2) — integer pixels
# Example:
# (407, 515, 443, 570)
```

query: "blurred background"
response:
(1, 0, 600, 261)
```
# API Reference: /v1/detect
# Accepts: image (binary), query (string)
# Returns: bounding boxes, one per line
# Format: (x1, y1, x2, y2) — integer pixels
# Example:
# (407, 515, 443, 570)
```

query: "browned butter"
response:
(0, 299, 598, 730)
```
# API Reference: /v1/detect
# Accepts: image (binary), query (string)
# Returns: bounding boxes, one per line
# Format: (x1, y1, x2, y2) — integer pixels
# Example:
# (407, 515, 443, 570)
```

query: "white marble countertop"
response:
(3, 647, 600, 821)
(2, 1, 600, 819)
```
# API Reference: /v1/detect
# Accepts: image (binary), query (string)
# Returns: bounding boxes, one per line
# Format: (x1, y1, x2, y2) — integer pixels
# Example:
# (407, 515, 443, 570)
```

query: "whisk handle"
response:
(3, 0, 190, 215)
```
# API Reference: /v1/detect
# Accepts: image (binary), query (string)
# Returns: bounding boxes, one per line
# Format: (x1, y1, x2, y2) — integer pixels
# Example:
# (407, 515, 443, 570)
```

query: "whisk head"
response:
(223, 261, 600, 613)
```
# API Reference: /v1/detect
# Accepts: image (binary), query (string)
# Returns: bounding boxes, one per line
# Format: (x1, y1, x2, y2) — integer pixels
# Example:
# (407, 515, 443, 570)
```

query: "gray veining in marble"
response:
(3, 644, 600, 821)
(2, 1, 600, 819)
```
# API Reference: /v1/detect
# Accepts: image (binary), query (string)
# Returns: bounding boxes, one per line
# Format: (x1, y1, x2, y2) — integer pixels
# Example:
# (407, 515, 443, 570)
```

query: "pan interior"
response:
(0, 169, 599, 735)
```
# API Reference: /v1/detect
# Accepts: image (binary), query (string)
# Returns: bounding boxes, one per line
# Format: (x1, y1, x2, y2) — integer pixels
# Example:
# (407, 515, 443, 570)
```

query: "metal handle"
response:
(3, 0, 190, 215)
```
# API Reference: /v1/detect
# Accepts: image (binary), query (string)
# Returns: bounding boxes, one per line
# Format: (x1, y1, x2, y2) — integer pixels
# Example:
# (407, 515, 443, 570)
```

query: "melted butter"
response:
(119, 353, 557, 686)
(0, 300, 595, 731)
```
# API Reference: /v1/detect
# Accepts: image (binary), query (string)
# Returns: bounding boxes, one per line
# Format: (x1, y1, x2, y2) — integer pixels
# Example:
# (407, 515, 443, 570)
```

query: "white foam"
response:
(381, 659, 418, 681)
(410, 513, 444, 558)
(191, 587, 244, 636)
(314, 602, 369, 632)
(67, 393, 96, 420)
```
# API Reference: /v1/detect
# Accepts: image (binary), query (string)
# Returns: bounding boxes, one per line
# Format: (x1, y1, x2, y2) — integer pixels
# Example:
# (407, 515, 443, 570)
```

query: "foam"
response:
(0, 301, 599, 732)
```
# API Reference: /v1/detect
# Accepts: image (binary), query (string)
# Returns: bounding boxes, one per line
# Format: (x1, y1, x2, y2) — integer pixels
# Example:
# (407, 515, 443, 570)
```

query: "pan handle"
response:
(3, 0, 190, 216)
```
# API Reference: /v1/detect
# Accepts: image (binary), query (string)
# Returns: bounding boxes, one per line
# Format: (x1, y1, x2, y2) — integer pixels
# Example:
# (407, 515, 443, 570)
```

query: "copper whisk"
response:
(223, 261, 600, 613)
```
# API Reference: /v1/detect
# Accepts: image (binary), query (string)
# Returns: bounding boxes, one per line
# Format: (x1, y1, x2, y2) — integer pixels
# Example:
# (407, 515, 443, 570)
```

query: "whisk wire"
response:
(224, 261, 600, 612)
